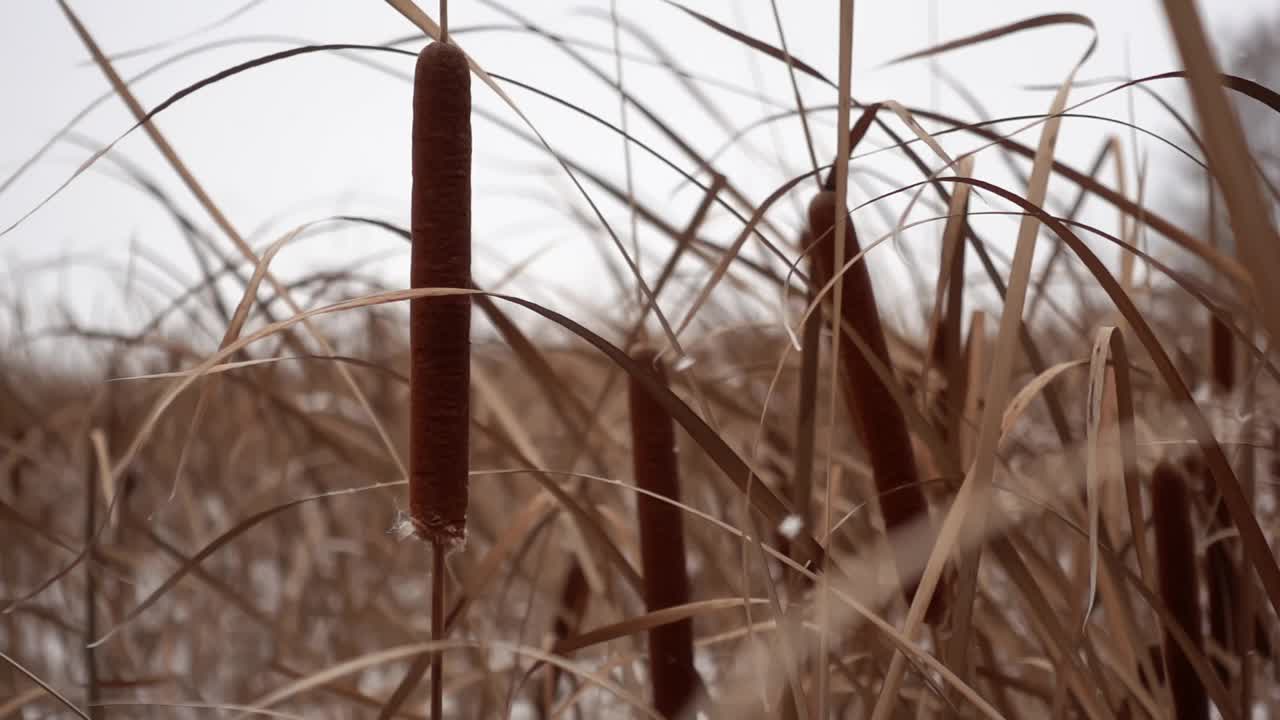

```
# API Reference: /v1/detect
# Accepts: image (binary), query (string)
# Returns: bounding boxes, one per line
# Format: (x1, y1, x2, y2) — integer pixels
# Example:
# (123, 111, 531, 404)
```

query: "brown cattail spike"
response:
(806, 191, 943, 620)
(1151, 461, 1208, 720)
(410, 40, 472, 549)
(543, 562, 590, 715)
(630, 350, 701, 718)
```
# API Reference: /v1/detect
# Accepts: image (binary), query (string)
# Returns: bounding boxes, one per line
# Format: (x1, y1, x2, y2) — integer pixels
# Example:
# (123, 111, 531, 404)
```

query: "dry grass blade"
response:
(883, 13, 1095, 67)
(249, 641, 662, 719)
(93, 702, 304, 720)
(82, 429, 107, 720)
(0, 651, 91, 720)
(1083, 328, 1117, 627)
(1159, 0, 1280, 354)
(948, 175, 1280, 633)
(924, 157, 973, 460)
(871, 49, 1082, 716)
(54, 1, 408, 485)
(1094, 331, 1151, 592)
(989, 540, 1112, 720)
(999, 360, 1088, 438)
(658, 0, 832, 87)
(553, 598, 767, 656)
(86, 480, 406, 648)
(819, 5, 856, 712)
(2, 463, 129, 613)
(0, 688, 50, 720)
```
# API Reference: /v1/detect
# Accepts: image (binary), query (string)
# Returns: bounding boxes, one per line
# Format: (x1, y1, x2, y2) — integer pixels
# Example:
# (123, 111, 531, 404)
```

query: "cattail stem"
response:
(411, 38, 471, 720)
(1152, 461, 1208, 720)
(542, 562, 590, 716)
(431, 543, 446, 719)
(630, 350, 700, 718)
(806, 191, 943, 619)
(83, 439, 101, 720)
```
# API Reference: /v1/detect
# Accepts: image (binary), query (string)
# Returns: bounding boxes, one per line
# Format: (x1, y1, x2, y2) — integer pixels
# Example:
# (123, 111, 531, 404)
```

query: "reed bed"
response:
(3, 2, 1280, 719)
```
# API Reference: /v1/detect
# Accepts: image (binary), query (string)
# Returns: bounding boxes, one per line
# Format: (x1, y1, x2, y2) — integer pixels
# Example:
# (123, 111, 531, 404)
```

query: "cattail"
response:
(1209, 316, 1234, 392)
(630, 349, 701, 718)
(806, 191, 943, 619)
(410, 36, 471, 720)
(542, 562, 590, 716)
(1151, 461, 1208, 720)
(409, 39, 471, 549)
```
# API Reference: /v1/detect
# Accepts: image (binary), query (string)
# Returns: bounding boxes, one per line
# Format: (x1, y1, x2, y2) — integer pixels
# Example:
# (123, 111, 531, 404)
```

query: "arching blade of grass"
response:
(872, 38, 1085, 715)
(53, 6, 410, 545)
(818, 5, 856, 711)
(1, 650, 91, 720)
(250, 640, 661, 719)
(944, 175, 1280, 631)
(1160, 0, 1280, 353)
(882, 12, 1095, 67)
(658, 0, 832, 86)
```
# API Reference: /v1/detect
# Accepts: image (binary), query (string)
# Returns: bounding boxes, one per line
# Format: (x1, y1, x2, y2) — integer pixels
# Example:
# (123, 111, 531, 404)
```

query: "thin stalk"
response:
(431, 543, 446, 720)
(83, 438, 100, 720)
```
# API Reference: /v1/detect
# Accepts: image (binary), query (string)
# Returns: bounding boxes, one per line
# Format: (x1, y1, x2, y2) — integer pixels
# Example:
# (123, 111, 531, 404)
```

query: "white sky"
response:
(1, 1, 1275, 363)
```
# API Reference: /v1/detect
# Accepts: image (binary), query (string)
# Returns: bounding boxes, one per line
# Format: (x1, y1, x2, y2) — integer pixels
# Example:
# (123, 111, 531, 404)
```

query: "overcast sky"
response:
(1, 1, 1275, 362)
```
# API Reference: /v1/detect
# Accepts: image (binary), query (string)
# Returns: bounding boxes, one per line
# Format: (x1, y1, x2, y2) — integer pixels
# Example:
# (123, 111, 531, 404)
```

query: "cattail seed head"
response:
(1151, 461, 1208, 720)
(807, 191, 943, 620)
(409, 41, 472, 549)
(630, 349, 701, 717)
